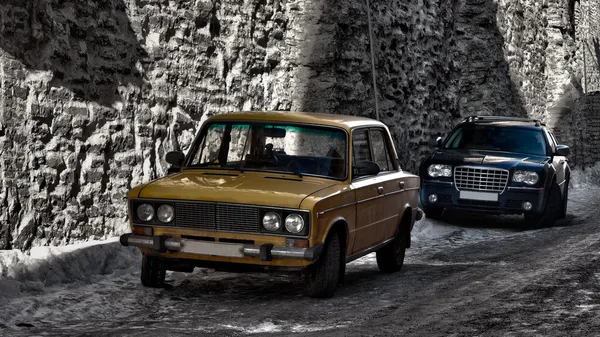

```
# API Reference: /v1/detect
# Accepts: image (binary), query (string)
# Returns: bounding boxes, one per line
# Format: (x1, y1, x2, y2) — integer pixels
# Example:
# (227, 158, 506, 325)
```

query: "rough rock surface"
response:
(0, 0, 599, 250)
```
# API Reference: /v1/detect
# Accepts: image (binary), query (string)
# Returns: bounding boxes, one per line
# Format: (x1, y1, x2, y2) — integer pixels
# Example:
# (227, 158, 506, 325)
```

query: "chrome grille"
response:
(175, 202, 216, 230)
(454, 166, 509, 193)
(216, 204, 260, 233)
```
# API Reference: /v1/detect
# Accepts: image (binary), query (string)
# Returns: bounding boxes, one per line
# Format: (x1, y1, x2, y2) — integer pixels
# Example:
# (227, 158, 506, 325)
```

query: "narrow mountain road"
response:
(2, 187, 600, 337)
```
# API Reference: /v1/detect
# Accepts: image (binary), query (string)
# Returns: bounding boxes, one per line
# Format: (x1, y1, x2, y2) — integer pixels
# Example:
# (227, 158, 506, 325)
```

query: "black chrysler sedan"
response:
(419, 116, 570, 228)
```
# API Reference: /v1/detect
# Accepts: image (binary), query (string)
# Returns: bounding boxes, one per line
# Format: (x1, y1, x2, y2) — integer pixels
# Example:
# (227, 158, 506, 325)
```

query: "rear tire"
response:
(141, 254, 166, 288)
(376, 228, 407, 273)
(423, 207, 443, 220)
(525, 183, 562, 229)
(305, 233, 341, 298)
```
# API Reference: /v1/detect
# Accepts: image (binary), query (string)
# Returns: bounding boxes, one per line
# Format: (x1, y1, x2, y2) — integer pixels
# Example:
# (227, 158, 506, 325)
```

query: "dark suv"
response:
(419, 116, 570, 228)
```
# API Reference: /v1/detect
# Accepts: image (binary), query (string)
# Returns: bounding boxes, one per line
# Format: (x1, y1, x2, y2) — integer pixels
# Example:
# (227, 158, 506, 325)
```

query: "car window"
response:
(370, 129, 393, 172)
(352, 130, 371, 163)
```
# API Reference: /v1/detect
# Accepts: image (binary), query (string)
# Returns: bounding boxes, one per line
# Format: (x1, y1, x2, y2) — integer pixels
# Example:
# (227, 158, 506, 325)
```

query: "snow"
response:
(571, 162, 600, 189)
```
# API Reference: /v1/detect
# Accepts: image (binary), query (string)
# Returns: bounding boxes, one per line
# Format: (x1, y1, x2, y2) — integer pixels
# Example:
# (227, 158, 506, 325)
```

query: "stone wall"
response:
(0, 0, 599, 250)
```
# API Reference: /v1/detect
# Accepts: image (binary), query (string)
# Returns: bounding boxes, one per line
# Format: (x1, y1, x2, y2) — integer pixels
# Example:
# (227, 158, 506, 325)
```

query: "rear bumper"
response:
(420, 180, 546, 215)
(120, 234, 323, 262)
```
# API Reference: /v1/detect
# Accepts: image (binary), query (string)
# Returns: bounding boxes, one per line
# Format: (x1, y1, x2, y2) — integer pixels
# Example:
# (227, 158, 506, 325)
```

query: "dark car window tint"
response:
(370, 129, 393, 171)
(444, 125, 547, 156)
(353, 130, 371, 163)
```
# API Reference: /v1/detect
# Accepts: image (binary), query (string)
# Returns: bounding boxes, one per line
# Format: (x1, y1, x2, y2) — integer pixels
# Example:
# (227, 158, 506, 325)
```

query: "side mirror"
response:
(556, 145, 570, 156)
(353, 161, 380, 177)
(166, 151, 185, 167)
(436, 137, 443, 148)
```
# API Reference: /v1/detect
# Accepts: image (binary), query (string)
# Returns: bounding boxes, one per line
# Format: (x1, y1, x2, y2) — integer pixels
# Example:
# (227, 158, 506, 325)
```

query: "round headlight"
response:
(137, 203, 154, 222)
(513, 171, 539, 185)
(262, 212, 281, 231)
(285, 214, 305, 234)
(428, 164, 452, 177)
(157, 204, 175, 223)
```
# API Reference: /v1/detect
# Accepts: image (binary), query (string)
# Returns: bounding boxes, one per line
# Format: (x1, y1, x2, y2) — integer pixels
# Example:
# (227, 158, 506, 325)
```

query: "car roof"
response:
(205, 111, 385, 130)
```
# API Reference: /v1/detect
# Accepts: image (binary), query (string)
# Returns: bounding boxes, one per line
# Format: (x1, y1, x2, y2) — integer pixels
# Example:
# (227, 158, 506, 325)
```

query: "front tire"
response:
(305, 233, 341, 298)
(376, 229, 407, 273)
(525, 183, 562, 229)
(423, 206, 443, 220)
(141, 254, 166, 288)
(558, 177, 569, 219)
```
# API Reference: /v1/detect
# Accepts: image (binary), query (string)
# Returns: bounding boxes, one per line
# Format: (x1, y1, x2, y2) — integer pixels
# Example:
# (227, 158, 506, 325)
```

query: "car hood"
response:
(430, 150, 550, 170)
(135, 170, 339, 209)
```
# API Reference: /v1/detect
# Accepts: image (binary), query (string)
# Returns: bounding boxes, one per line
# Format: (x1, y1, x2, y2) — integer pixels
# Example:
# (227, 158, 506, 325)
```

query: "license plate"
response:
(459, 190, 499, 202)
(180, 239, 244, 258)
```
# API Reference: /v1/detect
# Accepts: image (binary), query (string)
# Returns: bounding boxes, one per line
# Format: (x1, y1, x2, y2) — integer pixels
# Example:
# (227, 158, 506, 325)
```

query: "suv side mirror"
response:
(166, 151, 185, 167)
(556, 145, 570, 156)
(353, 160, 380, 177)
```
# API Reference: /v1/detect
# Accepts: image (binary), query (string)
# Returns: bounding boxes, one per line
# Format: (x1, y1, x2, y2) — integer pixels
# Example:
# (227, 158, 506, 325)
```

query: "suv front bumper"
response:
(420, 180, 546, 215)
(120, 234, 324, 262)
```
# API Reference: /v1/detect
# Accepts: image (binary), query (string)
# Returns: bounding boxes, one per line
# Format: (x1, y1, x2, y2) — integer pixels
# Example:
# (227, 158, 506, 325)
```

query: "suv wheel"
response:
(525, 183, 562, 229)
(305, 233, 341, 298)
(423, 206, 443, 220)
(376, 228, 407, 273)
(141, 254, 166, 288)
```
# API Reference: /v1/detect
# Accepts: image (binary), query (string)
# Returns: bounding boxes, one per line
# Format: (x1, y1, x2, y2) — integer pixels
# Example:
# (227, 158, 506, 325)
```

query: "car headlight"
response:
(513, 171, 539, 185)
(285, 214, 305, 234)
(137, 203, 154, 222)
(157, 204, 175, 223)
(262, 212, 281, 231)
(428, 164, 452, 177)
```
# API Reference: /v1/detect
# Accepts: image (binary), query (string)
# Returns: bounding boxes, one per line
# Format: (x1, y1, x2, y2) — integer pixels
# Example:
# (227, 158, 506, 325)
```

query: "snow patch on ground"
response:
(571, 162, 600, 188)
(0, 238, 140, 299)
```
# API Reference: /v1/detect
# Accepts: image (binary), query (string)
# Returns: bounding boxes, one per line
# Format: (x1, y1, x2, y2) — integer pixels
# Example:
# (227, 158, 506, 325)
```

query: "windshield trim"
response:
(443, 125, 548, 157)
(183, 119, 350, 181)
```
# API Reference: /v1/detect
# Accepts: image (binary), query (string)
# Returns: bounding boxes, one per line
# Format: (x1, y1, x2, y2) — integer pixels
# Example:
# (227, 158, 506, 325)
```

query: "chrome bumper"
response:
(120, 234, 323, 262)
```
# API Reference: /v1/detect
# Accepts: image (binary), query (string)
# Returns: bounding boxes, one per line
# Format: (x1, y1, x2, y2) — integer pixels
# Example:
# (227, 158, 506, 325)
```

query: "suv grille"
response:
(454, 166, 509, 193)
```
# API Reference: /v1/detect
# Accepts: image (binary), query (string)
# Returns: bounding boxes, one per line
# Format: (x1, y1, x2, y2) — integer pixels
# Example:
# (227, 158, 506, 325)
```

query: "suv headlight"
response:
(137, 203, 154, 222)
(513, 171, 539, 185)
(428, 164, 452, 177)
(262, 212, 281, 231)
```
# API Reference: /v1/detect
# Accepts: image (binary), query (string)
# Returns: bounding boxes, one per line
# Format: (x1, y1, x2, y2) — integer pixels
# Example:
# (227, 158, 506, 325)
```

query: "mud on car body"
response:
(121, 111, 423, 298)
(419, 116, 570, 228)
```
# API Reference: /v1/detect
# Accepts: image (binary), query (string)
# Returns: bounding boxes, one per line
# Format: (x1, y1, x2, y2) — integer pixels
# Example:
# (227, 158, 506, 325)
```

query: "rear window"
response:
(444, 125, 548, 156)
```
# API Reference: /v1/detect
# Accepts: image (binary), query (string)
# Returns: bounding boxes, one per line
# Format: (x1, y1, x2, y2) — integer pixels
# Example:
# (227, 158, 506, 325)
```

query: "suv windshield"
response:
(186, 122, 347, 179)
(444, 125, 548, 156)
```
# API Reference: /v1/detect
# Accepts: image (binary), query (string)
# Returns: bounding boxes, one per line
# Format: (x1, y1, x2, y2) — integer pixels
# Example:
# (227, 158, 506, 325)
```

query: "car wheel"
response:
(376, 228, 407, 273)
(423, 206, 443, 220)
(304, 233, 341, 298)
(525, 183, 562, 229)
(141, 254, 166, 288)
(558, 177, 569, 219)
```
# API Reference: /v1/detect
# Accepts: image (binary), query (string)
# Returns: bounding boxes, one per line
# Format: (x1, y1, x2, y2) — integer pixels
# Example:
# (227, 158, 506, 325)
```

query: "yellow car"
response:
(120, 111, 422, 297)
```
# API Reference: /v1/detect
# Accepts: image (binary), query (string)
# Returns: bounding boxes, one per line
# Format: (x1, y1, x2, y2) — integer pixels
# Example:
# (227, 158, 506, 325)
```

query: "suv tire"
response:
(376, 227, 407, 273)
(141, 254, 166, 288)
(525, 183, 562, 229)
(305, 233, 341, 298)
(558, 177, 569, 219)
(423, 207, 443, 220)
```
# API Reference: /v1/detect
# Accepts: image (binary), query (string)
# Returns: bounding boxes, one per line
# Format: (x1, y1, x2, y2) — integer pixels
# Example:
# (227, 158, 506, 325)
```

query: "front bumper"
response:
(420, 180, 546, 215)
(120, 234, 323, 262)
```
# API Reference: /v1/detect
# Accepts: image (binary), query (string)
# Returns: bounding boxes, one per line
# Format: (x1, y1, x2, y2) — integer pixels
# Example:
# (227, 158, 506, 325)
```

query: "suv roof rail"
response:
(461, 115, 545, 127)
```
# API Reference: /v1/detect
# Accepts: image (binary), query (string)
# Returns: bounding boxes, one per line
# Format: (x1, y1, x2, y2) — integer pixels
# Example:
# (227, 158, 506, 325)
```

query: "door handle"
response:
(398, 181, 405, 189)
(377, 186, 384, 195)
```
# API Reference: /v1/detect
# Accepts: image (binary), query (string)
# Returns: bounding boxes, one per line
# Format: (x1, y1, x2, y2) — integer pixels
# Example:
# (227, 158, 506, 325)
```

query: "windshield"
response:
(444, 125, 548, 156)
(187, 122, 348, 179)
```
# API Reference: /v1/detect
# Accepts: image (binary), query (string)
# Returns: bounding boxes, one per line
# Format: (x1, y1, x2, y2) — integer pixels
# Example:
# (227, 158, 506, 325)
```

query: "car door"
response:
(545, 129, 567, 193)
(369, 128, 407, 240)
(350, 129, 386, 253)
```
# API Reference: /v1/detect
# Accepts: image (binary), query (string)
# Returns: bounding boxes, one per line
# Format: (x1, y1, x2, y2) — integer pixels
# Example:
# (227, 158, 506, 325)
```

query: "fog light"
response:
(133, 226, 153, 236)
(523, 201, 533, 211)
(429, 194, 438, 203)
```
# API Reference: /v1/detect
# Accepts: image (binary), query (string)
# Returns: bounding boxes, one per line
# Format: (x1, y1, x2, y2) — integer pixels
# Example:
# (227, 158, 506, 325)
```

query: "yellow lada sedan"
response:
(120, 111, 422, 297)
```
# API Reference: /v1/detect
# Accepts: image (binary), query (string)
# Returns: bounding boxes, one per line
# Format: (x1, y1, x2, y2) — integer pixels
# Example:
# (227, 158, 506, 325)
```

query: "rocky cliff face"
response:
(0, 0, 597, 250)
